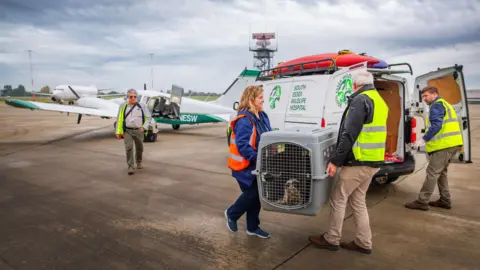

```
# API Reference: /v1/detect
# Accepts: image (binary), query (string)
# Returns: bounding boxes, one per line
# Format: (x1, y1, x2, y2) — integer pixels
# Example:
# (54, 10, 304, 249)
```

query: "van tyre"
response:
(172, 124, 180, 130)
(387, 176, 399, 183)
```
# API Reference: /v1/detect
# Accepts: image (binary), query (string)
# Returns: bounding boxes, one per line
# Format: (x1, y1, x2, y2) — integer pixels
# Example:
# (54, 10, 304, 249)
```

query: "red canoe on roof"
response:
(271, 50, 388, 74)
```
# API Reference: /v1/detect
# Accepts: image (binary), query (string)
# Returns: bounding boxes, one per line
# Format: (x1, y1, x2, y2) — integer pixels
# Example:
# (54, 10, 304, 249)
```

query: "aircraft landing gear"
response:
(172, 124, 180, 130)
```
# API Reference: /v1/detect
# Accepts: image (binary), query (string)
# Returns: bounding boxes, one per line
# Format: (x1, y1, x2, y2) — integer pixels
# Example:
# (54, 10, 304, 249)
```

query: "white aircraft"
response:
(4, 68, 260, 137)
(33, 84, 121, 104)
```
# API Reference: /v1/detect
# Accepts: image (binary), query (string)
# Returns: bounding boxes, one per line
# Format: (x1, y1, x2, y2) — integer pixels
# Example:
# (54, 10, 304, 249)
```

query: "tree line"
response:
(182, 89, 221, 97)
(1, 85, 32, 97)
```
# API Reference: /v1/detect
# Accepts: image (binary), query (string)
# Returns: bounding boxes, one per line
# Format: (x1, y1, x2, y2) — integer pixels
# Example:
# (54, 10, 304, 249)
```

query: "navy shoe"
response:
(246, 227, 270, 239)
(225, 209, 238, 232)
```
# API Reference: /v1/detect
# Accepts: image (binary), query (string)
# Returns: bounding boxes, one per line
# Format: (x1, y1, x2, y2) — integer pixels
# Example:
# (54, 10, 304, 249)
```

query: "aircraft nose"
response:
(51, 90, 61, 102)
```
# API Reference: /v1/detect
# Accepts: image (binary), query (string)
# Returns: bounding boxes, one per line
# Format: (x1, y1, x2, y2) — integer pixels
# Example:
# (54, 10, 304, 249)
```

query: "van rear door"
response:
(413, 65, 472, 163)
(261, 79, 294, 131)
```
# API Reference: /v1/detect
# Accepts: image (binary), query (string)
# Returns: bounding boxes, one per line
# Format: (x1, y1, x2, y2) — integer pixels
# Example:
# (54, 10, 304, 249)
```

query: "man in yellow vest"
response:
(115, 89, 152, 175)
(308, 70, 388, 255)
(405, 86, 463, 210)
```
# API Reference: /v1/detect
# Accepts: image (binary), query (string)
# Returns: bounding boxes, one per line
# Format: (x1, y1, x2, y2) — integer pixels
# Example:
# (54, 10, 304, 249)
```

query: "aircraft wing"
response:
(4, 99, 118, 118)
(97, 93, 125, 98)
(31, 92, 52, 96)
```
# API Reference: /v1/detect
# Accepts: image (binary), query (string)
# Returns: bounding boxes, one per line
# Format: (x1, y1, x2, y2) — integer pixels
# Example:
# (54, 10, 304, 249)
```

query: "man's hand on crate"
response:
(326, 162, 337, 177)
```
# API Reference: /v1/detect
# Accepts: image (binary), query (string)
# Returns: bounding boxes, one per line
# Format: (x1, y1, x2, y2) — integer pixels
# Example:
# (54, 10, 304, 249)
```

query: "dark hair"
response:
(421, 86, 439, 95)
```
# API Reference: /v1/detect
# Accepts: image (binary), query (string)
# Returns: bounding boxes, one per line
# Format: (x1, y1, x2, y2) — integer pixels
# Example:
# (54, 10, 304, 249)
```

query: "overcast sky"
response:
(0, 0, 479, 94)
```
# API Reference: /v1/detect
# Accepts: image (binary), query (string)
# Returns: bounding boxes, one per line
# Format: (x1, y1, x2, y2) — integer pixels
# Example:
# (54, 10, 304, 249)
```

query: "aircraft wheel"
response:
(172, 124, 180, 130)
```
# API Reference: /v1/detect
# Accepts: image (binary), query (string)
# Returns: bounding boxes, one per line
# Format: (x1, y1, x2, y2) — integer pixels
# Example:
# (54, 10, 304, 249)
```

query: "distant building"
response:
(467, 89, 480, 104)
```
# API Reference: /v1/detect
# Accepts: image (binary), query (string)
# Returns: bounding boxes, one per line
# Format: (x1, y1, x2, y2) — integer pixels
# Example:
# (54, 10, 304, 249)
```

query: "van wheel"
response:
(372, 175, 398, 185)
(172, 124, 180, 130)
(387, 176, 399, 183)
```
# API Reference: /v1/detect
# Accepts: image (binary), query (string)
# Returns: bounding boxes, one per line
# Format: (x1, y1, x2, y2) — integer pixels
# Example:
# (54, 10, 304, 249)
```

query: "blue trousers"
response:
(227, 180, 261, 232)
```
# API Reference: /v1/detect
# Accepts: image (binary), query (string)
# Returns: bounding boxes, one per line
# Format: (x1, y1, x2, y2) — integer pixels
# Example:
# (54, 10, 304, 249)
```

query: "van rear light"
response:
(410, 117, 417, 143)
(321, 118, 326, 128)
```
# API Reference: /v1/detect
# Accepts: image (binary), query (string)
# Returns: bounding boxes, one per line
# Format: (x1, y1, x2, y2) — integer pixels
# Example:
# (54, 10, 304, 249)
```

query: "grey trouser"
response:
(324, 165, 380, 250)
(124, 128, 144, 168)
(418, 146, 458, 204)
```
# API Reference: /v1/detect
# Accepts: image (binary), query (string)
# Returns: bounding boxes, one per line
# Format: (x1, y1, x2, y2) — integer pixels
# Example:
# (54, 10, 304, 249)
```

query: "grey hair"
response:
(351, 70, 374, 86)
(127, 89, 137, 96)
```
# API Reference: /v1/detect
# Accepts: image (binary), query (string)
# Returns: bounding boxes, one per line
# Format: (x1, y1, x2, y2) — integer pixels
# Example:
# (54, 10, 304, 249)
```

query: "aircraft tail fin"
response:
(212, 68, 260, 109)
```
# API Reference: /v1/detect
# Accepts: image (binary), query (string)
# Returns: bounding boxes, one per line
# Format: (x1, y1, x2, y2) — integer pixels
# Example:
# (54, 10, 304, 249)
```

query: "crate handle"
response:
(313, 173, 329, 180)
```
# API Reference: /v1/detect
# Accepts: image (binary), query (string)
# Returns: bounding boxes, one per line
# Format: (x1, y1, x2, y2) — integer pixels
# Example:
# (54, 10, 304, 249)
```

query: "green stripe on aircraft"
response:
(154, 113, 227, 125)
(4, 99, 40, 110)
(239, 69, 261, 77)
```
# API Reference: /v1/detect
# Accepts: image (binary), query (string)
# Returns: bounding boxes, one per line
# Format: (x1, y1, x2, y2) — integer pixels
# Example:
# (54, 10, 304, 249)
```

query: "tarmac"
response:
(0, 102, 479, 270)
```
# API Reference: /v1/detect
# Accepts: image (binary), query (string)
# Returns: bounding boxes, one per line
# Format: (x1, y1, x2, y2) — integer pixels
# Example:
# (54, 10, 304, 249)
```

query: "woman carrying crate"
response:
(225, 85, 272, 239)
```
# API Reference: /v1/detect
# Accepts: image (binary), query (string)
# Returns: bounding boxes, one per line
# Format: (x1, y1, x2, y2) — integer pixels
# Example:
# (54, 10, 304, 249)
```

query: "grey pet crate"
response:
(252, 127, 339, 216)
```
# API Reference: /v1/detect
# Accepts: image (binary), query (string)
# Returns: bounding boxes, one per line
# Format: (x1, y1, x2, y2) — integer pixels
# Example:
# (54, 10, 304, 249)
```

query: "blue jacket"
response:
(231, 109, 272, 187)
(423, 96, 446, 142)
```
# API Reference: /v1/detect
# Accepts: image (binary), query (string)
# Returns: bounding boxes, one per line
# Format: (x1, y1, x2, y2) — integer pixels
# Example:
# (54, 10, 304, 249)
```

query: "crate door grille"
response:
(260, 142, 312, 209)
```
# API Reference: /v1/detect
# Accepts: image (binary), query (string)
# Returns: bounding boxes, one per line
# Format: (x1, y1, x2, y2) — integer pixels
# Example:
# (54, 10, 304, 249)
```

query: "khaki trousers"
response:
(124, 128, 144, 169)
(324, 166, 380, 250)
(418, 146, 458, 204)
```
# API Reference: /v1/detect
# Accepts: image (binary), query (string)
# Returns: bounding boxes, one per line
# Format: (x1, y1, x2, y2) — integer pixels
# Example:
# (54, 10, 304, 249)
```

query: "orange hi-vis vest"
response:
(228, 114, 258, 171)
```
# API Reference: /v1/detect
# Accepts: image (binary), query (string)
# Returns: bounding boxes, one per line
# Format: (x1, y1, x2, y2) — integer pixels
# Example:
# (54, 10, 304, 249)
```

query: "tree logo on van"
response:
(335, 74, 353, 107)
(269, 85, 282, 109)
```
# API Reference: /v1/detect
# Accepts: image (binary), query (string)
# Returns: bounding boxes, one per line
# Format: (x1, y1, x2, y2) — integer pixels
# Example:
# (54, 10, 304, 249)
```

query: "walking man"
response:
(405, 86, 463, 210)
(308, 70, 389, 255)
(115, 89, 152, 175)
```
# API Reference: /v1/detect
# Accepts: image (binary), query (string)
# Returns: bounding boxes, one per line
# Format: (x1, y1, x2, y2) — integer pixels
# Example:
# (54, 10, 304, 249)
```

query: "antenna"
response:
(148, 53, 154, 89)
(26, 49, 35, 100)
(249, 30, 278, 71)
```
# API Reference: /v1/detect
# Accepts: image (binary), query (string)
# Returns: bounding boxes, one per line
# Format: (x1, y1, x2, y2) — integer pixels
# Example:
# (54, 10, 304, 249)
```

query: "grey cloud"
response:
(382, 27, 480, 51)
(0, 0, 169, 30)
(0, 0, 479, 92)
(3, 0, 478, 53)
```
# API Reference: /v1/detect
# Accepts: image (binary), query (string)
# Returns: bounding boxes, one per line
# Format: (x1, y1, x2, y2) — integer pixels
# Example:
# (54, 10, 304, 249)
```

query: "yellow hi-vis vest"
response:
(347, 89, 389, 162)
(425, 98, 463, 153)
(116, 102, 147, 135)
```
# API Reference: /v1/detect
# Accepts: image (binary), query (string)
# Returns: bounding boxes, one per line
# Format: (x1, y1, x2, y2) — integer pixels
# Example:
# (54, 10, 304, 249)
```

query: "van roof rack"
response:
(255, 60, 413, 81)
(256, 57, 338, 81)
(368, 63, 413, 76)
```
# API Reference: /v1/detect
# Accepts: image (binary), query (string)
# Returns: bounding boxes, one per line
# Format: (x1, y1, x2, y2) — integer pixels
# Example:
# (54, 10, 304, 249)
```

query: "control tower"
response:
(249, 32, 278, 71)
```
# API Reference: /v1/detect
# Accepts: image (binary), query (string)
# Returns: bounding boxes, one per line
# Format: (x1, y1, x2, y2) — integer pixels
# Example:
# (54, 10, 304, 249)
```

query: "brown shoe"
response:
(429, 199, 451, 209)
(137, 163, 143, 169)
(308, 234, 339, 251)
(405, 200, 429, 211)
(340, 241, 372, 254)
